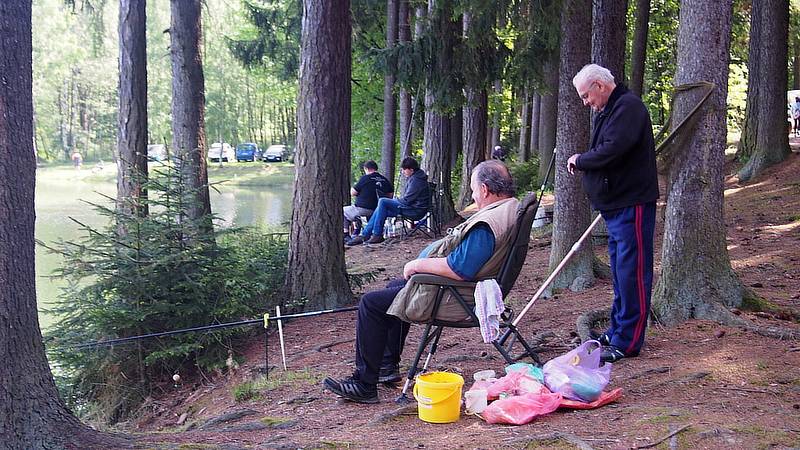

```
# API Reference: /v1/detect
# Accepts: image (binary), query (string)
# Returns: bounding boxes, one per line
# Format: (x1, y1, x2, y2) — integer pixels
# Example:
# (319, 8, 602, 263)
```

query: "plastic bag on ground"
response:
(559, 387, 623, 409)
(481, 392, 563, 425)
(504, 362, 544, 382)
(542, 340, 611, 402)
(467, 370, 547, 401)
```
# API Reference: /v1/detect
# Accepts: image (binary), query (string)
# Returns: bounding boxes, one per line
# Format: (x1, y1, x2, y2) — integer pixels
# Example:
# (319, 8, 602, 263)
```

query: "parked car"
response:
(208, 142, 235, 162)
(263, 144, 289, 162)
(235, 142, 262, 162)
(147, 144, 167, 161)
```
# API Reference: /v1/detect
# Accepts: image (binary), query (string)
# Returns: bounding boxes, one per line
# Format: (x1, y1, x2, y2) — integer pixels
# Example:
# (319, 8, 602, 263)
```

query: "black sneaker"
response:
(378, 365, 401, 384)
(323, 377, 379, 404)
(589, 330, 611, 346)
(600, 346, 626, 363)
(365, 234, 385, 245)
(346, 236, 365, 246)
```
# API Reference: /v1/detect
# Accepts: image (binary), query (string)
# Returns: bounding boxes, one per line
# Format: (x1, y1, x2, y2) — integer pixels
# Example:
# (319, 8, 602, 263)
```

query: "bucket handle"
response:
(413, 381, 462, 406)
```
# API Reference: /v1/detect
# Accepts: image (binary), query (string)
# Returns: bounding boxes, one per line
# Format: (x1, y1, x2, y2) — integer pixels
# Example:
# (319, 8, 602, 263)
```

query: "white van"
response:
(208, 143, 235, 162)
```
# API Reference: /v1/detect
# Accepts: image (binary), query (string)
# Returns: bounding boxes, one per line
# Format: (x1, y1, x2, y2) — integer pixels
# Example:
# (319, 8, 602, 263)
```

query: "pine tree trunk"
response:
(592, 0, 628, 83)
(652, 0, 747, 325)
(286, 0, 353, 310)
(538, 56, 559, 184)
(793, 34, 800, 89)
(738, 0, 790, 182)
(549, 0, 595, 291)
(117, 0, 149, 222)
(398, 0, 412, 162)
(0, 3, 122, 447)
(518, 85, 531, 161)
(736, 0, 761, 160)
(491, 79, 502, 149)
(630, 0, 651, 96)
(381, 0, 399, 182)
(170, 0, 212, 234)
(458, 11, 487, 210)
(529, 92, 540, 158)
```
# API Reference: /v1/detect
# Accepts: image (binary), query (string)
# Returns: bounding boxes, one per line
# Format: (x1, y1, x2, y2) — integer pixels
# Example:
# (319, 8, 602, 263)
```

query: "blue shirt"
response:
(417, 223, 495, 281)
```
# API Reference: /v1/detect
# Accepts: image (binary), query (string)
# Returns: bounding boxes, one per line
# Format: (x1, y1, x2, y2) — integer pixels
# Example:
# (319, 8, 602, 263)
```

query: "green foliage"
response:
(43, 162, 288, 423)
(508, 157, 540, 195)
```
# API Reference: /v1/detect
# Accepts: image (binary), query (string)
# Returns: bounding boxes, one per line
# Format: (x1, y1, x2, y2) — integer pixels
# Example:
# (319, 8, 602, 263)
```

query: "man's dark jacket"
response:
(400, 169, 430, 211)
(575, 84, 659, 211)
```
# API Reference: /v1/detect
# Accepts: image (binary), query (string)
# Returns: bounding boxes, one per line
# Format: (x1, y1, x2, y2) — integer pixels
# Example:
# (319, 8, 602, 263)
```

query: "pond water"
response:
(35, 165, 293, 329)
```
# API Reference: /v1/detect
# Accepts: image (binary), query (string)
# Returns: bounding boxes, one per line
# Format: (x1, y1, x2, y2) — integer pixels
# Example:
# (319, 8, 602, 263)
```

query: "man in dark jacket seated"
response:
(347, 157, 430, 245)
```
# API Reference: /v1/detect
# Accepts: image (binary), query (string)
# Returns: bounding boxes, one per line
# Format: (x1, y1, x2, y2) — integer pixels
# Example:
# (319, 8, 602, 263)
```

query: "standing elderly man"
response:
(567, 63, 659, 363)
(324, 160, 519, 403)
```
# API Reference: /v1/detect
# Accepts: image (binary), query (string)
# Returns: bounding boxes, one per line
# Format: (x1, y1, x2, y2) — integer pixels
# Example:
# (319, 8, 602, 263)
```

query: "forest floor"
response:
(123, 148, 800, 450)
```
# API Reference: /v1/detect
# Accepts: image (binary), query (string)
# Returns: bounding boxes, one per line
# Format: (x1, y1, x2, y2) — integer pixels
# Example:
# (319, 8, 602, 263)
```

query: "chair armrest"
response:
(408, 273, 477, 289)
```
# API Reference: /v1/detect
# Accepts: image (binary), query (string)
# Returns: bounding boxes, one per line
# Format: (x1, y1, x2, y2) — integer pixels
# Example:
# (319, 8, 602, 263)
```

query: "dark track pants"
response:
(354, 278, 410, 385)
(601, 202, 655, 356)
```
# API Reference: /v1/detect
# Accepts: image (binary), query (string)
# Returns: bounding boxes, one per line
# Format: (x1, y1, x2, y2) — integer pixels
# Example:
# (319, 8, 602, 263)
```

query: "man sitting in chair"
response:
(324, 160, 519, 403)
(343, 160, 393, 242)
(346, 157, 430, 246)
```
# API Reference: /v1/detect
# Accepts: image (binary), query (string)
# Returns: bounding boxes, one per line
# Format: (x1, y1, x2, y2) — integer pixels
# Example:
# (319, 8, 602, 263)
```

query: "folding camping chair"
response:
(395, 190, 543, 403)
(398, 182, 440, 238)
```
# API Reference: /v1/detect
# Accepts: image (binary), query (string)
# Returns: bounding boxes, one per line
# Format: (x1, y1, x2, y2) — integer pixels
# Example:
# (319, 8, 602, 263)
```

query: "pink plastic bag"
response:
(481, 392, 563, 425)
(542, 340, 611, 402)
(468, 371, 547, 401)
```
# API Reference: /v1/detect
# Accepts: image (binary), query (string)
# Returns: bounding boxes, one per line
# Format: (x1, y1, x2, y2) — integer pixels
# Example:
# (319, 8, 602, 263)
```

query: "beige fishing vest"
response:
(386, 197, 519, 323)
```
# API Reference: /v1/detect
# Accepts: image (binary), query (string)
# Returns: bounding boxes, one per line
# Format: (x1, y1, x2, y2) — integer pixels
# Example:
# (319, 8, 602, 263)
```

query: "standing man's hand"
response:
(567, 154, 580, 175)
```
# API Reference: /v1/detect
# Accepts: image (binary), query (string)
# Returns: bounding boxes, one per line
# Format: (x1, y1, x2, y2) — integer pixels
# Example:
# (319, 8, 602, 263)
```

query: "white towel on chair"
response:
(474, 279, 504, 343)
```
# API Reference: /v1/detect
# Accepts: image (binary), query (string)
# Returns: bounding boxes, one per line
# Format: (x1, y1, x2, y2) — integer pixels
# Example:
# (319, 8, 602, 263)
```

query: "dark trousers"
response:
(355, 278, 411, 385)
(601, 202, 655, 356)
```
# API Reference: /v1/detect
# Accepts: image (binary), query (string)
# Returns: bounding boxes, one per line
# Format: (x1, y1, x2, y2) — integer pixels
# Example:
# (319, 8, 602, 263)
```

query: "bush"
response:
(43, 162, 288, 423)
(507, 157, 541, 195)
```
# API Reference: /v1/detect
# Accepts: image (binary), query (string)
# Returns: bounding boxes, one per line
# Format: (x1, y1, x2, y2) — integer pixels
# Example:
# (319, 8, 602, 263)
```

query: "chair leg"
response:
(494, 325, 541, 366)
(395, 324, 443, 404)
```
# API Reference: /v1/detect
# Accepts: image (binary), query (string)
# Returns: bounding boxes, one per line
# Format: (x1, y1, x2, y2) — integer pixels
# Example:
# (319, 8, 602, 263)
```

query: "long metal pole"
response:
(512, 213, 603, 326)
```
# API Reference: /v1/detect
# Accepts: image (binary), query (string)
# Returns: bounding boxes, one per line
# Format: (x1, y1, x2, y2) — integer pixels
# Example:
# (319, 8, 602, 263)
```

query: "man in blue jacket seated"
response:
(567, 63, 659, 364)
(347, 157, 430, 245)
(324, 160, 518, 403)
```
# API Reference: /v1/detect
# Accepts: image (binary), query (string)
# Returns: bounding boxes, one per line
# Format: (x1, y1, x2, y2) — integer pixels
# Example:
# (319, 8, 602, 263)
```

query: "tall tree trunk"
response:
(538, 55, 559, 184)
(793, 33, 800, 89)
(398, 0, 412, 162)
(592, 0, 628, 84)
(736, 0, 761, 161)
(738, 0, 790, 182)
(450, 108, 462, 169)
(518, 85, 531, 161)
(0, 2, 122, 447)
(490, 78, 502, 149)
(652, 0, 748, 325)
(630, 0, 651, 96)
(117, 0, 149, 222)
(381, 0, 399, 182)
(286, 0, 353, 310)
(460, 89, 487, 209)
(529, 92, 540, 159)
(549, 0, 594, 291)
(170, 0, 212, 234)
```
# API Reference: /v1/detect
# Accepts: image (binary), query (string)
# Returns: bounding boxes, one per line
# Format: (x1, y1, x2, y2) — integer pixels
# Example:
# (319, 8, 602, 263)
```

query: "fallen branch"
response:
(506, 431, 596, 450)
(633, 423, 691, 449)
(628, 366, 671, 381)
(576, 308, 612, 343)
(715, 386, 774, 394)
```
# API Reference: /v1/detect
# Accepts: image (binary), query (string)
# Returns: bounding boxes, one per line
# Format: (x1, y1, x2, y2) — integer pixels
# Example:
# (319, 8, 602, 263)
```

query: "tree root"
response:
(575, 308, 611, 343)
(368, 404, 417, 425)
(505, 431, 596, 450)
(696, 302, 800, 340)
(634, 423, 692, 449)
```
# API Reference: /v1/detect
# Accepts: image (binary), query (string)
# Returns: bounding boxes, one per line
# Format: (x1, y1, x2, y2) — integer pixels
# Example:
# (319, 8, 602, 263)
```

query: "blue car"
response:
(235, 143, 262, 162)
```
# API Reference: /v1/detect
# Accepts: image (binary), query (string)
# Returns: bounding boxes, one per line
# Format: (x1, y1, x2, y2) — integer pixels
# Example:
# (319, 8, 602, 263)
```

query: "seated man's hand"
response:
(403, 259, 418, 280)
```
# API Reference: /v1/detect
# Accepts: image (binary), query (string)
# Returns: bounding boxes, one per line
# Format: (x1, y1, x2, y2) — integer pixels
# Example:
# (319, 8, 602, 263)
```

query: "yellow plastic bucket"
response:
(412, 372, 464, 423)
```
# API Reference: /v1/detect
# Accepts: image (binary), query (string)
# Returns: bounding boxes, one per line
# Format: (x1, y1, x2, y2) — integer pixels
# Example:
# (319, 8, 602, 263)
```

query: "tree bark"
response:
(170, 0, 212, 234)
(490, 79, 502, 149)
(529, 92, 540, 158)
(630, 0, 651, 96)
(381, 0, 399, 182)
(549, 0, 595, 291)
(793, 33, 800, 89)
(592, 0, 628, 83)
(458, 11, 487, 210)
(0, 3, 122, 448)
(398, 0, 412, 162)
(286, 0, 353, 310)
(422, 0, 457, 225)
(736, 0, 761, 161)
(518, 85, 531, 161)
(538, 56, 559, 184)
(738, 0, 790, 182)
(117, 0, 149, 223)
(652, 0, 748, 325)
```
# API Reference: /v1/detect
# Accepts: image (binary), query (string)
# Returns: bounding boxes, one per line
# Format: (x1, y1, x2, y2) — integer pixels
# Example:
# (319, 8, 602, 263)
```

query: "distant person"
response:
(343, 160, 394, 241)
(71, 151, 83, 169)
(492, 145, 508, 161)
(792, 97, 800, 136)
(347, 157, 429, 246)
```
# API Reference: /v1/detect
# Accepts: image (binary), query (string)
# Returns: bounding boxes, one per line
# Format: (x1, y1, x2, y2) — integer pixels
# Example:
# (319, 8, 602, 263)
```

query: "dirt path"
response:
(129, 153, 800, 450)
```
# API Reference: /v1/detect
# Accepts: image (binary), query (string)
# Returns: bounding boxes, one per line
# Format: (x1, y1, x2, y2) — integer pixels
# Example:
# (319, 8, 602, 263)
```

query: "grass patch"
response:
(207, 162, 294, 187)
(729, 424, 796, 449)
(260, 416, 293, 427)
(232, 381, 260, 402)
(177, 444, 218, 450)
(317, 441, 355, 449)
(230, 368, 322, 402)
(524, 438, 581, 449)
(637, 408, 692, 425)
